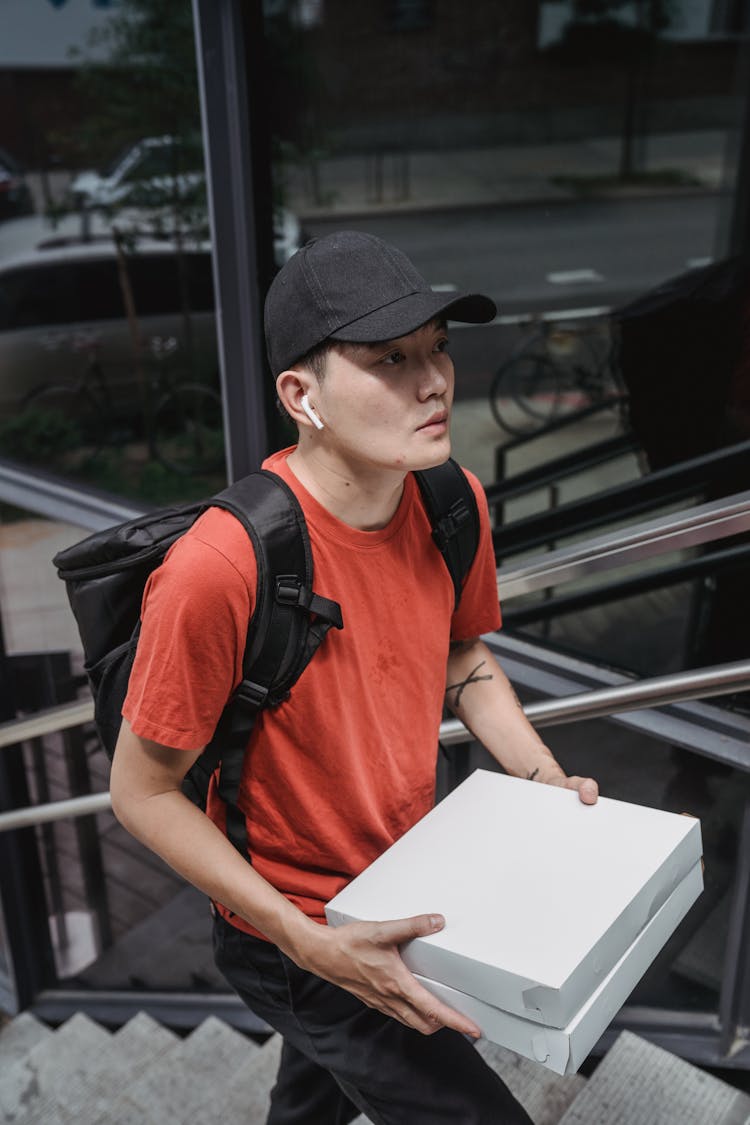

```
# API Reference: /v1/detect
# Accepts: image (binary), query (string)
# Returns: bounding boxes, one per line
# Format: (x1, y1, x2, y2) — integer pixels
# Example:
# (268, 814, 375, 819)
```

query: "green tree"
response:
(73, 0, 202, 181)
(71, 0, 206, 398)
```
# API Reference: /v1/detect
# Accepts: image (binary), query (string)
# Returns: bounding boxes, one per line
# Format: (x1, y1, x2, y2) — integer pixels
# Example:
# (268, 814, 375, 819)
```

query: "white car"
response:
(69, 135, 203, 211)
(69, 135, 304, 265)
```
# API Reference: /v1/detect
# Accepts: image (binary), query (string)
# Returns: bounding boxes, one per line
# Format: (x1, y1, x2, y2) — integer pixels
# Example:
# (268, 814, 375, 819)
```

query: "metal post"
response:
(718, 795, 750, 1056)
(0, 621, 56, 1011)
(191, 0, 276, 480)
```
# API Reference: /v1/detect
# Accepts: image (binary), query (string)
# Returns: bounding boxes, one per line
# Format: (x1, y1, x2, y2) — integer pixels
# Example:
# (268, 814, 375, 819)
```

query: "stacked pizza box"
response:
(325, 769, 703, 1075)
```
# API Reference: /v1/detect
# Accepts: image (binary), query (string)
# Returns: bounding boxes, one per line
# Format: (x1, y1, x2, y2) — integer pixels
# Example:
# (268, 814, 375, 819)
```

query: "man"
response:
(110, 230, 598, 1124)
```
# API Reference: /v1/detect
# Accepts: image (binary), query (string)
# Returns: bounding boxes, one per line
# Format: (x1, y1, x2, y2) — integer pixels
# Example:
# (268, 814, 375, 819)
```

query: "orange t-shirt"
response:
(123, 448, 501, 937)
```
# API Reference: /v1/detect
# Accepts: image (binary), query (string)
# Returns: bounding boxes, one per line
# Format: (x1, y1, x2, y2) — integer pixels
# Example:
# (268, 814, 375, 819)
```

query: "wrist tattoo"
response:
(446, 660, 492, 708)
(527, 767, 540, 781)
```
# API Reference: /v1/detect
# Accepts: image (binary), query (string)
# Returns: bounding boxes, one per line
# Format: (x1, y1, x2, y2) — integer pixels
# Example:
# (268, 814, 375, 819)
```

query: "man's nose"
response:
(418, 358, 450, 398)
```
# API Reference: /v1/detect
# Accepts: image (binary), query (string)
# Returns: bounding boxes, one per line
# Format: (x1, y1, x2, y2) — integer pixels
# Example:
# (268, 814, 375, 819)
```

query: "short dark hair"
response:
(301, 338, 334, 382)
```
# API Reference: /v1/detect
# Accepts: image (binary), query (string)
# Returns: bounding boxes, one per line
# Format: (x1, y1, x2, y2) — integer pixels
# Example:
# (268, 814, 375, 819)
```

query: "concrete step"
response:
(558, 1031, 750, 1125)
(0, 1012, 112, 1123)
(477, 1039, 586, 1125)
(104, 1014, 260, 1125)
(31, 1012, 180, 1124)
(0, 1012, 53, 1069)
(201, 1033, 283, 1125)
(4, 1009, 747, 1125)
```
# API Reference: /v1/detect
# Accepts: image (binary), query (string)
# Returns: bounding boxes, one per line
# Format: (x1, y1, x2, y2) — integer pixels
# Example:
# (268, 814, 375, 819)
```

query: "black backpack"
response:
(53, 459, 479, 858)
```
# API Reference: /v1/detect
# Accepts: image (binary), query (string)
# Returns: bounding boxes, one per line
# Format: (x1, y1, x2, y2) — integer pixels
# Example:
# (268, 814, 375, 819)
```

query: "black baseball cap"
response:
(264, 229, 497, 376)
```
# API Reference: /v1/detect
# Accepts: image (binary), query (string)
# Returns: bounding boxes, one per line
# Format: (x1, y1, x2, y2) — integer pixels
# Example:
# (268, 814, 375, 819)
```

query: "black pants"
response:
(213, 913, 534, 1125)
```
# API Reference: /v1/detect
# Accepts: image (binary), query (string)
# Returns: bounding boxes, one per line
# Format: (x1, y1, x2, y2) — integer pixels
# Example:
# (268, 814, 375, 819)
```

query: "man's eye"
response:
(382, 350, 405, 365)
(435, 337, 450, 353)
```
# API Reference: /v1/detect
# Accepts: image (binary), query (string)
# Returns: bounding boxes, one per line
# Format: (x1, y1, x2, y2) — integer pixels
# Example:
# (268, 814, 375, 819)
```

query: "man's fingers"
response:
(369, 912, 446, 945)
(401, 977, 481, 1039)
(352, 915, 482, 1037)
(565, 775, 599, 804)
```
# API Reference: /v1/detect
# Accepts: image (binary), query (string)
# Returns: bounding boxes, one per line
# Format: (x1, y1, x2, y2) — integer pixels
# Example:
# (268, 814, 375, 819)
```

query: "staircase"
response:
(1, 1011, 749, 1124)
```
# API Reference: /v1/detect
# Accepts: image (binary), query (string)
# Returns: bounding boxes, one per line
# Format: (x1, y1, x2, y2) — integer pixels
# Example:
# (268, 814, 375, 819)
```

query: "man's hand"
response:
(546, 774, 599, 805)
(295, 913, 481, 1039)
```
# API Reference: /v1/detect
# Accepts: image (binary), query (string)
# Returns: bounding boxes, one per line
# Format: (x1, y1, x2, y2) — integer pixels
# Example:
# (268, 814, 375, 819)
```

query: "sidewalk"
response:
(280, 129, 727, 220)
(22, 128, 727, 226)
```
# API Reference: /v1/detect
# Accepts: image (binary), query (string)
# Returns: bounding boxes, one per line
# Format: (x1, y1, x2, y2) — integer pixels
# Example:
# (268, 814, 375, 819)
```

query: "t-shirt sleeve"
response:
(123, 510, 257, 750)
(450, 468, 502, 642)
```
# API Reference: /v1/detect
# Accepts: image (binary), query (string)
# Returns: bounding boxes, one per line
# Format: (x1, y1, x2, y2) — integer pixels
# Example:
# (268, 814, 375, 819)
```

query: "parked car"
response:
(0, 215, 218, 416)
(69, 135, 203, 212)
(0, 148, 34, 221)
(69, 135, 303, 265)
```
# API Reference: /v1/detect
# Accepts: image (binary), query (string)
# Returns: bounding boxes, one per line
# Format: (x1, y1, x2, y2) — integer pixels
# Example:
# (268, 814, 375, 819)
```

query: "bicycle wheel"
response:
(152, 383, 224, 475)
(21, 383, 102, 469)
(490, 354, 564, 436)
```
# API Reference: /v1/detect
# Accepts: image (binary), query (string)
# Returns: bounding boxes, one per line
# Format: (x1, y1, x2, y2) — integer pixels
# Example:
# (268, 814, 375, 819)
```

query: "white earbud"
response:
(301, 393, 324, 430)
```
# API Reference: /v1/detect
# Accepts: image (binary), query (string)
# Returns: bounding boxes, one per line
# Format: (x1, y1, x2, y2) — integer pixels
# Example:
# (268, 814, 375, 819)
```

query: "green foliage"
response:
(0, 406, 84, 461)
(72, 0, 201, 167)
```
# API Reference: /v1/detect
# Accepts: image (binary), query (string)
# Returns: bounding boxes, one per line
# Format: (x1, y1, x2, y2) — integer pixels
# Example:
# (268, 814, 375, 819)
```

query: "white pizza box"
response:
(414, 860, 703, 1075)
(325, 770, 702, 1028)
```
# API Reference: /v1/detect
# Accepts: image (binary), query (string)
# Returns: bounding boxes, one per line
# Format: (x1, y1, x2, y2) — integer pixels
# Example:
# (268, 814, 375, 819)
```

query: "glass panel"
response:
(0, 500, 228, 994)
(0, 1, 225, 507)
(261, 0, 750, 1029)
(539, 724, 749, 1016)
(264, 0, 750, 688)
(0, 1, 229, 1002)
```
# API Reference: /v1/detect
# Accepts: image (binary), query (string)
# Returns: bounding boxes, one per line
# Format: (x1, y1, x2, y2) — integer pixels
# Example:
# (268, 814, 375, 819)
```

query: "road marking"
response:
(451, 306, 611, 329)
(687, 256, 713, 269)
(431, 283, 459, 292)
(546, 269, 604, 285)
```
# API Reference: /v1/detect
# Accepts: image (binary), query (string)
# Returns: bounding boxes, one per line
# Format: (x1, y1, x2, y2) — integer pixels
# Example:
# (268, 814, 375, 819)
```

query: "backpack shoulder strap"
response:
(201, 470, 343, 856)
(414, 459, 480, 610)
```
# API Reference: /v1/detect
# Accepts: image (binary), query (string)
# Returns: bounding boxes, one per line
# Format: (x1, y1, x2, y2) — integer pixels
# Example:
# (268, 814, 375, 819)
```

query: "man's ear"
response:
(276, 369, 317, 431)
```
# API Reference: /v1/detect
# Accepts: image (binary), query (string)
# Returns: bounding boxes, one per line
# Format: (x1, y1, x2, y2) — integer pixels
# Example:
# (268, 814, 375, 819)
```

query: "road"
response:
(306, 193, 722, 318)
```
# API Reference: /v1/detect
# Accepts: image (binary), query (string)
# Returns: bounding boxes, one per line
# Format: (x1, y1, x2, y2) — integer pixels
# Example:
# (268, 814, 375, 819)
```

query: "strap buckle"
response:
(233, 679, 269, 710)
(276, 574, 308, 608)
(276, 575, 344, 630)
(432, 499, 470, 551)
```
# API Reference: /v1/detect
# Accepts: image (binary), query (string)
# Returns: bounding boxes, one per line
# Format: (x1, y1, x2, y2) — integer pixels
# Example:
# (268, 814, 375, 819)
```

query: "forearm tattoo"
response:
(527, 767, 540, 781)
(510, 685, 525, 713)
(446, 660, 493, 709)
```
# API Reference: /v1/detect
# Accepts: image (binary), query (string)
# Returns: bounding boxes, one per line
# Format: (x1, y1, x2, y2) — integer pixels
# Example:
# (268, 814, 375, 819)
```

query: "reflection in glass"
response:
(0, 1, 226, 506)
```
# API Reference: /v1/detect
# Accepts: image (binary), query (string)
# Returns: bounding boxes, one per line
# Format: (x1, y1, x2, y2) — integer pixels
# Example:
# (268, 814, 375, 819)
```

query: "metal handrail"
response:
(2, 659, 748, 833)
(0, 457, 148, 532)
(496, 488, 750, 600)
(0, 699, 95, 750)
(440, 659, 750, 743)
(492, 440, 750, 559)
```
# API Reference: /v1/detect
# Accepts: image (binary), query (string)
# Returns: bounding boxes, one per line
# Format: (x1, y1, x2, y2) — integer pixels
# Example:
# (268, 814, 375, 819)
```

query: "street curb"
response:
(293, 184, 720, 224)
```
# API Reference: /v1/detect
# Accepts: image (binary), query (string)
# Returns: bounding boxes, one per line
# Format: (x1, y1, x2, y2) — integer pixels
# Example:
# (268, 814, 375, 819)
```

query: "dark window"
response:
(387, 0, 434, 32)
(125, 252, 214, 317)
(0, 253, 215, 333)
(0, 264, 75, 330)
(126, 255, 181, 316)
(72, 259, 125, 322)
(186, 253, 216, 312)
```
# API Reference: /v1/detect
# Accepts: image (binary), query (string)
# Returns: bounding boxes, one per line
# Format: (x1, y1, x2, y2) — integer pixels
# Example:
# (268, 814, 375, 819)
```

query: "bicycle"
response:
(20, 331, 224, 476)
(489, 314, 628, 438)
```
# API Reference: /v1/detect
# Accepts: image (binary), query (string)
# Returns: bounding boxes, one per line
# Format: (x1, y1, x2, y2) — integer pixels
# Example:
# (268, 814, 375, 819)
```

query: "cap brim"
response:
(328, 289, 497, 345)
